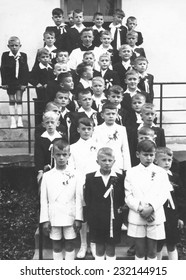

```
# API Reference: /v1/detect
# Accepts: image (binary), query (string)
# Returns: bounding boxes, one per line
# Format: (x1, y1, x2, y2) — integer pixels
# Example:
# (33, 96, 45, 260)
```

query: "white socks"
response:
(53, 251, 63, 260)
(105, 255, 116, 260)
(9, 105, 15, 115)
(157, 251, 163, 260)
(135, 255, 145, 260)
(17, 104, 22, 116)
(95, 255, 105, 260)
(65, 250, 75, 260)
(168, 249, 178, 260)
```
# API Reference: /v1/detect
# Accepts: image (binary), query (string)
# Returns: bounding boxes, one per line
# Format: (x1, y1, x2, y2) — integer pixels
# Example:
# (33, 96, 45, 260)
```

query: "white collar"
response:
(39, 62, 53, 69)
(139, 72, 148, 78)
(99, 44, 113, 51)
(71, 24, 85, 32)
(124, 87, 141, 96)
(122, 60, 131, 68)
(79, 78, 92, 88)
(138, 162, 155, 172)
(41, 130, 62, 141)
(94, 169, 117, 178)
(109, 23, 121, 29)
(78, 107, 96, 117)
(167, 170, 172, 176)
(138, 123, 157, 130)
(45, 45, 57, 53)
(9, 51, 21, 58)
(92, 94, 105, 101)
(92, 25, 105, 32)
(61, 107, 70, 118)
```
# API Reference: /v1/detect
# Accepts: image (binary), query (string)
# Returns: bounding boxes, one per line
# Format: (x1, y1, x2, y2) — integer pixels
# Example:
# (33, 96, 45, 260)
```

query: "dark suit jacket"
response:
(97, 69, 120, 91)
(1, 51, 29, 86)
(113, 61, 132, 91)
(84, 171, 125, 242)
(45, 25, 70, 50)
(121, 90, 150, 112)
(138, 73, 154, 103)
(66, 27, 83, 54)
(131, 47, 146, 64)
(109, 25, 128, 50)
(136, 31, 143, 46)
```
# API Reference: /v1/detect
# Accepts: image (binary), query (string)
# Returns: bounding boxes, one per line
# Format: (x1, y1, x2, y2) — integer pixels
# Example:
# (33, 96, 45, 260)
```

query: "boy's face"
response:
(119, 47, 132, 61)
(77, 123, 93, 140)
(126, 35, 138, 47)
(38, 53, 50, 66)
(92, 80, 105, 96)
(135, 61, 148, 73)
(107, 92, 123, 106)
(131, 97, 145, 113)
(126, 19, 137, 30)
(93, 15, 104, 28)
(60, 76, 74, 91)
(136, 149, 156, 167)
(46, 104, 60, 115)
(141, 109, 156, 126)
(101, 108, 117, 125)
(125, 74, 139, 90)
(43, 117, 58, 135)
(78, 93, 93, 111)
(98, 56, 111, 70)
(68, 13, 74, 26)
(8, 40, 21, 55)
(83, 54, 95, 66)
(81, 31, 94, 47)
(55, 92, 69, 108)
(84, 66, 93, 80)
(155, 153, 172, 171)
(73, 12, 84, 26)
(52, 14, 63, 26)
(56, 51, 69, 63)
(113, 14, 123, 25)
(44, 34, 55, 47)
(138, 134, 155, 143)
(100, 34, 112, 48)
(53, 146, 70, 169)
(97, 154, 115, 174)
(54, 65, 65, 76)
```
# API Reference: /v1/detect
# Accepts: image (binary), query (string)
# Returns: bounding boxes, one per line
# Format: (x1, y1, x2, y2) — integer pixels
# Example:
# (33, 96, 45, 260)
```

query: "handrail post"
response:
(27, 87, 31, 154)
(159, 83, 163, 128)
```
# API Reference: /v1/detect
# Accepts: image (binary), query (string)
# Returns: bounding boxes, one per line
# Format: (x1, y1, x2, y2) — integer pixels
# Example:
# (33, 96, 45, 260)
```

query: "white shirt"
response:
(78, 107, 96, 118)
(94, 169, 117, 186)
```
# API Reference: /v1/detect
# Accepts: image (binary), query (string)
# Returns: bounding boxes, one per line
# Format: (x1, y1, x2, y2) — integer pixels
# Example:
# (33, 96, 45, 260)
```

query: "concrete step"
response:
(33, 227, 168, 260)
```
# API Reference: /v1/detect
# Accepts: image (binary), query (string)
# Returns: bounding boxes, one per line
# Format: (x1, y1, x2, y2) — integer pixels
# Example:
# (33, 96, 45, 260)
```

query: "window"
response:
(61, 0, 122, 24)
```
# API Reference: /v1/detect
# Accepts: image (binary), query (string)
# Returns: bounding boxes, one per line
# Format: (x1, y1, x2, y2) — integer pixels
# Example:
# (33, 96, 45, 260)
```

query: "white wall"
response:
(122, 0, 186, 82)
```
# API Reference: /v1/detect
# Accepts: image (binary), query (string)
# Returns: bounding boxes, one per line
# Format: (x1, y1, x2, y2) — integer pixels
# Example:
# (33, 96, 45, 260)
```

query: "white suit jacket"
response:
(125, 163, 171, 225)
(92, 122, 131, 172)
(40, 167, 83, 226)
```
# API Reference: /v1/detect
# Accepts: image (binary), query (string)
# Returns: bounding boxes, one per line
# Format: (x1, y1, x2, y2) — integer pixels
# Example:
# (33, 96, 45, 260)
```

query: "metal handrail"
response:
(0, 82, 186, 154)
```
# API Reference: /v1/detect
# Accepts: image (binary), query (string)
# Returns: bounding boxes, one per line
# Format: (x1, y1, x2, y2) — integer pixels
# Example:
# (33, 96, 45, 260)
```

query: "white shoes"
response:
(10, 116, 17, 128)
(90, 242, 96, 258)
(76, 245, 87, 259)
(17, 116, 23, 128)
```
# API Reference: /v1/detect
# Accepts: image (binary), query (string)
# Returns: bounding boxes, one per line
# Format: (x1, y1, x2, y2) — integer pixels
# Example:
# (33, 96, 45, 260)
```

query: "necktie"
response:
(14, 54, 20, 78)
(116, 27, 121, 50)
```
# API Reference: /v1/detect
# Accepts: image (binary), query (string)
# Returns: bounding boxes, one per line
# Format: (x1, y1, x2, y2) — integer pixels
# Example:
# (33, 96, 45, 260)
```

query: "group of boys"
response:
(1, 6, 185, 261)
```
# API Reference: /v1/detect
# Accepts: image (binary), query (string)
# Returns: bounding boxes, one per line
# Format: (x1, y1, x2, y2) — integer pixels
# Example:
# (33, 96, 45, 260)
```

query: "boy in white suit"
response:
(40, 139, 83, 260)
(92, 102, 131, 173)
(125, 139, 171, 260)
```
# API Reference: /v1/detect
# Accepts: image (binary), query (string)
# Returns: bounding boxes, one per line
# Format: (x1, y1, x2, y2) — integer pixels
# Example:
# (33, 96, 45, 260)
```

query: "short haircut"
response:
(56, 49, 69, 56)
(55, 89, 70, 97)
(76, 62, 90, 76)
(102, 101, 117, 112)
(131, 93, 146, 102)
(78, 88, 92, 100)
(99, 52, 111, 61)
(118, 44, 133, 52)
(8, 36, 20, 44)
(45, 101, 60, 112)
(134, 56, 148, 65)
(42, 111, 59, 122)
(155, 147, 173, 158)
(80, 27, 94, 37)
(37, 48, 49, 58)
(141, 103, 156, 114)
(43, 31, 55, 38)
(78, 117, 94, 127)
(126, 16, 137, 23)
(83, 51, 95, 58)
(127, 30, 138, 38)
(108, 85, 123, 96)
(137, 139, 157, 153)
(57, 71, 72, 83)
(125, 69, 139, 79)
(52, 8, 63, 16)
(93, 12, 103, 20)
(114, 8, 125, 18)
(73, 9, 83, 16)
(97, 147, 114, 159)
(53, 138, 70, 151)
(138, 126, 155, 137)
(92, 76, 105, 85)
(100, 30, 112, 38)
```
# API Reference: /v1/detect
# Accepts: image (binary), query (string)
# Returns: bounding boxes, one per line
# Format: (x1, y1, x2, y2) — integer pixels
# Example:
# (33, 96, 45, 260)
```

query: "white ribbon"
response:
(103, 184, 115, 237)
(66, 116, 71, 143)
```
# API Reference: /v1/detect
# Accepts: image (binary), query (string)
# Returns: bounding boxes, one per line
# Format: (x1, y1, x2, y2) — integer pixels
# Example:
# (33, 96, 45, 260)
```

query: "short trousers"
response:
(127, 223, 165, 240)
(7, 85, 24, 95)
(50, 225, 76, 240)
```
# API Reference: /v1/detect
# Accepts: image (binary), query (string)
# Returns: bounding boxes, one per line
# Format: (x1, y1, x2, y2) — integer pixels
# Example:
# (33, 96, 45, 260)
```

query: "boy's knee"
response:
(52, 239, 63, 252)
(65, 239, 75, 252)
(9, 101, 16, 105)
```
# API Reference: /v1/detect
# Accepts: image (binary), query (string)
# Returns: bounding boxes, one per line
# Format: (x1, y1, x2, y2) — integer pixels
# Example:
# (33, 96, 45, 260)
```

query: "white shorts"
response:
(127, 223, 165, 240)
(50, 225, 76, 240)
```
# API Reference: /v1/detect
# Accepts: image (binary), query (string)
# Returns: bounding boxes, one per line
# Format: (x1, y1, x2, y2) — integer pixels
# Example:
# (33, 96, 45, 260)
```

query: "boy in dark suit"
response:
(133, 56, 154, 103)
(1, 36, 29, 128)
(84, 147, 125, 260)
(126, 31, 146, 64)
(108, 9, 127, 51)
(45, 8, 69, 51)
(126, 16, 143, 46)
